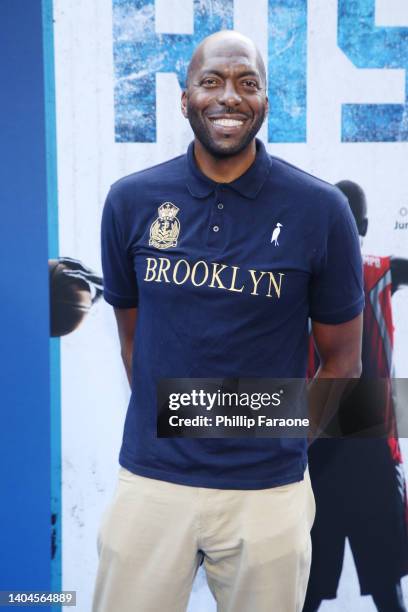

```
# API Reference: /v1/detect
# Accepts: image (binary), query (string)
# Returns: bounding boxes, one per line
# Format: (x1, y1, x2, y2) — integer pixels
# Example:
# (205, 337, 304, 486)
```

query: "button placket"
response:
(206, 188, 225, 249)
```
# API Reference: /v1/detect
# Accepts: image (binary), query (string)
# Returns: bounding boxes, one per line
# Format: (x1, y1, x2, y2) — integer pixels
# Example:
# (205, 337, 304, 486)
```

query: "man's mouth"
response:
(206, 115, 249, 134)
(211, 118, 244, 127)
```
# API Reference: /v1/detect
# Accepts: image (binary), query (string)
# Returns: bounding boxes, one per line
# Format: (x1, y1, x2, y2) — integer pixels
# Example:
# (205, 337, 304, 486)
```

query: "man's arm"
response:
(308, 313, 363, 444)
(113, 307, 137, 388)
(390, 257, 408, 294)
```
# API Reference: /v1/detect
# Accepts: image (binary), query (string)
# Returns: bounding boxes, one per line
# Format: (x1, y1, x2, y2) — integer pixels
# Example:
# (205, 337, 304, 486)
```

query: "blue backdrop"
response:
(0, 0, 53, 607)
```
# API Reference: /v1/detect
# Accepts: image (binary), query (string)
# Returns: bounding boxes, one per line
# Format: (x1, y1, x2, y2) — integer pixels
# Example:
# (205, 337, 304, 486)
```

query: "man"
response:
(304, 180, 408, 612)
(93, 31, 364, 612)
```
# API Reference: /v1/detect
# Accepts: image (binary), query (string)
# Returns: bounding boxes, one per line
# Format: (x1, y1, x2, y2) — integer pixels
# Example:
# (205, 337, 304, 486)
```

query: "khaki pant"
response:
(92, 466, 316, 612)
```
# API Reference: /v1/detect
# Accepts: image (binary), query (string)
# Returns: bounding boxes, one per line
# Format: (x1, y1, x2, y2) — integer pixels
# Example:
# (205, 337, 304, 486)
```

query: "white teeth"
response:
(212, 118, 244, 127)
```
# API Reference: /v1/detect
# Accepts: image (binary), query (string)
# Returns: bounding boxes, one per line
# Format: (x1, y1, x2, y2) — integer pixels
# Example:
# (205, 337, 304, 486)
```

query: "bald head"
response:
(182, 30, 268, 158)
(336, 180, 368, 237)
(186, 30, 266, 89)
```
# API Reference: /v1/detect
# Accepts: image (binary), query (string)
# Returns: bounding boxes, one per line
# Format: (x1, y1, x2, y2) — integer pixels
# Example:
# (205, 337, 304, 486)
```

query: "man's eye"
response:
(242, 80, 257, 88)
(202, 78, 218, 86)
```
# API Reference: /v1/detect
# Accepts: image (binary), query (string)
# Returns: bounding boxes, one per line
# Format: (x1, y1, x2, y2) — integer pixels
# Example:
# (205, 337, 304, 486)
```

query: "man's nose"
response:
(217, 80, 242, 107)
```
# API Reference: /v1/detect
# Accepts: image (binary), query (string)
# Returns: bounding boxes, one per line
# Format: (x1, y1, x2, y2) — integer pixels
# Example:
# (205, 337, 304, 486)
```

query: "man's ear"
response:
(181, 90, 188, 118)
(264, 97, 269, 121)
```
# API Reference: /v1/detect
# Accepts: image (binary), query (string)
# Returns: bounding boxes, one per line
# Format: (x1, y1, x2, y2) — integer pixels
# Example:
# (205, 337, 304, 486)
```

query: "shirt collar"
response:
(186, 138, 272, 200)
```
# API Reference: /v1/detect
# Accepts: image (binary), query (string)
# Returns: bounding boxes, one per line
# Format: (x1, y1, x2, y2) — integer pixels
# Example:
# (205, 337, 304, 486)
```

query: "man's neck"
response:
(193, 139, 256, 183)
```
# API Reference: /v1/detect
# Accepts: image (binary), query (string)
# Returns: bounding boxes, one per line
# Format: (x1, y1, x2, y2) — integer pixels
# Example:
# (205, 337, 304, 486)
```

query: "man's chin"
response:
(199, 137, 253, 159)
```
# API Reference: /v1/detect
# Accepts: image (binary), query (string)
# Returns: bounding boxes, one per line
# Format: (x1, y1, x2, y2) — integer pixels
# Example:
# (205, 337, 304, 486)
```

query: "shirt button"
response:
(213, 225, 220, 232)
(217, 203, 224, 210)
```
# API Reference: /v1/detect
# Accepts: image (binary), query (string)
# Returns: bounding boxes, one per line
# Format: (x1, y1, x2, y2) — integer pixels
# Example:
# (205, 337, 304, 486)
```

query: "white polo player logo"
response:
(271, 222, 283, 246)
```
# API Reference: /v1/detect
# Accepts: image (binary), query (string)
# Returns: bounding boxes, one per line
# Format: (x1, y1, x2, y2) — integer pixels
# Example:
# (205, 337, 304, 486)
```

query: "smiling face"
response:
(181, 33, 268, 158)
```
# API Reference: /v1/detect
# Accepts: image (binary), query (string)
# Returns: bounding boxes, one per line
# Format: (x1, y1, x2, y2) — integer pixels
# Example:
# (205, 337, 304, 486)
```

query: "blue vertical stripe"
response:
(268, 0, 307, 142)
(0, 0, 52, 607)
(42, 0, 62, 598)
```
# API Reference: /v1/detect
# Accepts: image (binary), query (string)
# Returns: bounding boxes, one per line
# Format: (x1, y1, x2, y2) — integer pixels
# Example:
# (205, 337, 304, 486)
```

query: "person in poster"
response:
(49, 257, 103, 337)
(304, 180, 408, 612)
(93, 31, 364, 612)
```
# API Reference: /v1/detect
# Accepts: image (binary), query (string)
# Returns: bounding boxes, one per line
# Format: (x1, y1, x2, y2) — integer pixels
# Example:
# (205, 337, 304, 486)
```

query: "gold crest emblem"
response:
(149, 202, 180, 249)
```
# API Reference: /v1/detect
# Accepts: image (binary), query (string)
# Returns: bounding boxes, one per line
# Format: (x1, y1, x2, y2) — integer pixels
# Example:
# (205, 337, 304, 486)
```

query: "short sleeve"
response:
(309, 194, 364, 324)
(101, 189, 139, 308)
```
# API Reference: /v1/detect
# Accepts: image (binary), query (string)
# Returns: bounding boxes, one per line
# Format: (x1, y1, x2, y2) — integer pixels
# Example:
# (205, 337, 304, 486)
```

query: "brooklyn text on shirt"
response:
(144, 256, 285, 299)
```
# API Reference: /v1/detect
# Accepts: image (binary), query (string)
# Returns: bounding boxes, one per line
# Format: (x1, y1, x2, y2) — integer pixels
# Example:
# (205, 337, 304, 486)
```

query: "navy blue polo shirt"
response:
(101, 138, 364, 489)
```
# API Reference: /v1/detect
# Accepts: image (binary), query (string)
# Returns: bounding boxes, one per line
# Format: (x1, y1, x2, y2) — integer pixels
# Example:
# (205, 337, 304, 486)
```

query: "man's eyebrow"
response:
(236, 70, 260, 79)
(197, 68, 261, 80)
